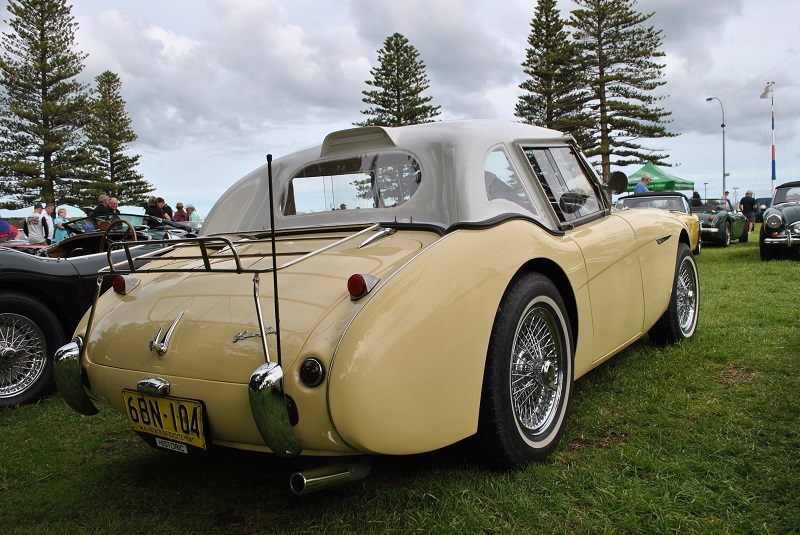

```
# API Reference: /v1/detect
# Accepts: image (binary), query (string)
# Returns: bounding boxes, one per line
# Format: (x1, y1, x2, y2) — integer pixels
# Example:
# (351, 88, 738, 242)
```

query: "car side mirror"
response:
(605, 171, 628, 195)
(559, 191, 586, 214)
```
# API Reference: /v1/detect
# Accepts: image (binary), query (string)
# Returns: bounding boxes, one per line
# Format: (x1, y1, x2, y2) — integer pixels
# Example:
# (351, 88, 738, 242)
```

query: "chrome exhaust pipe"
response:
(289, 460, 371, 495)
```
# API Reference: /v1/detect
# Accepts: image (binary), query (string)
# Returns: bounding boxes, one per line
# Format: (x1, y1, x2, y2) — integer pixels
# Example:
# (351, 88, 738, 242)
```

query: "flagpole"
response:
(760, 82, 776, 194)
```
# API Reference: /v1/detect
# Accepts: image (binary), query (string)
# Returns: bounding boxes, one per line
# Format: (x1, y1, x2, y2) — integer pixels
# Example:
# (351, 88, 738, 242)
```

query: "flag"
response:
(760, 83, 773, 99)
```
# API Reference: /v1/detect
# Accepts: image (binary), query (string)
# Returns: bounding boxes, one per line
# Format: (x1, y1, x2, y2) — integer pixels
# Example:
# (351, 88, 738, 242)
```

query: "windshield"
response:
(774, 186, 800, 204)
(618, 196, 688, 213)
(282, 151, 421, 215)
(63, 213, 189, 233)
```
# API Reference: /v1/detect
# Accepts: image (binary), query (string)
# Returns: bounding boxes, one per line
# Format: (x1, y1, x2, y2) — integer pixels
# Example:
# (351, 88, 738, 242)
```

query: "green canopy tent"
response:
(625, 162, 695, 192)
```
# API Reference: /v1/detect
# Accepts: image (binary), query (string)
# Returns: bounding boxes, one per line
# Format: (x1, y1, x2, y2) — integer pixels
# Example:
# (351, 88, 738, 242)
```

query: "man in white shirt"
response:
(23, 203, 49, 244)
(44, 203, 55, 244)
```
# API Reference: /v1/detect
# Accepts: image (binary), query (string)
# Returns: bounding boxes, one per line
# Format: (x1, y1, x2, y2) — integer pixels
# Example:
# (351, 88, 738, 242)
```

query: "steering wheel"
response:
(98, 218, 137, 253)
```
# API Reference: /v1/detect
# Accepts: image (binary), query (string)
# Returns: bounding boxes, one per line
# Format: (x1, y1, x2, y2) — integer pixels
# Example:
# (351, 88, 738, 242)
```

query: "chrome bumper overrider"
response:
(248, 362, 301, 457)
(53, 337, 98, 415)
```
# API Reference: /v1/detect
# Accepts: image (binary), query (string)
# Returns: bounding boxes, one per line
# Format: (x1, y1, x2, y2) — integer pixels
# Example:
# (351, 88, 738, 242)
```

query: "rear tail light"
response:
(299, 358, 325, 387)
(347, 274, 379, 300)
(112, 274, 140, 295)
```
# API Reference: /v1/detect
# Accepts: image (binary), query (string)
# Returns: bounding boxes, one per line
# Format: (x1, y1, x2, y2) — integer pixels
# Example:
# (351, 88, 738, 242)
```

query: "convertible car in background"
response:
(760, 181, 800, 260)
(690, 198, 748, 246)
(0, 214, 196, 407)
(616, 191, 701, 255)
(55, 120, 700, 494)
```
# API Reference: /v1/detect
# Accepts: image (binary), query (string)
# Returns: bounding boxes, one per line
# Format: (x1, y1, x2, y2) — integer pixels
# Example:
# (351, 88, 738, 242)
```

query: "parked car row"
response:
(47, 120, 701, 493)
(0, 214, 197, 407)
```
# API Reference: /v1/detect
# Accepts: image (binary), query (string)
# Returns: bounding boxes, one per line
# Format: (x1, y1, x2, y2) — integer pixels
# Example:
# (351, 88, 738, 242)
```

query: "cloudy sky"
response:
(4, 0, 800, 215)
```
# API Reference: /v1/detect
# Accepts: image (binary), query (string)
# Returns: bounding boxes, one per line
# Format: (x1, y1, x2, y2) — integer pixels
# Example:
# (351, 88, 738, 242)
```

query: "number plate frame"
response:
(122, 389, 207, 450)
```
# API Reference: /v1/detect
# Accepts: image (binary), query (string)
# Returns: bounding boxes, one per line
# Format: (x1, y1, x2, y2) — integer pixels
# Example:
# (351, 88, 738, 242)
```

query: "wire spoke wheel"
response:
(477, 273, 573, 468)
(676, 256, 699, 336)
(0, 313, 48, 399)
(511, 303, 566, 438)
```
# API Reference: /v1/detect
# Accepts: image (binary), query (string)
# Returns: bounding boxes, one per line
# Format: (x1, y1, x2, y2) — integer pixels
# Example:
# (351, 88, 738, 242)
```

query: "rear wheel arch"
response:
(513, 259, 578, 349)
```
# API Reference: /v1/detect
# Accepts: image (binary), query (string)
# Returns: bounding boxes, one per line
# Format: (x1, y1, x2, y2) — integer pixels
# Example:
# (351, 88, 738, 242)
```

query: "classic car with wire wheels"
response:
(690, 198, 748, 246)
(760, 181, 800, 260)
(54, 120, 700, 494)
(0, 214, 195, 407)
(616, 191, 701, 255)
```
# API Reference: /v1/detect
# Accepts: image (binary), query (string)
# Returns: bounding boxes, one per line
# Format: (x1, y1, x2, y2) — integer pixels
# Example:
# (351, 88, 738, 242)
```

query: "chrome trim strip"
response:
(150, 312, 184, 357)
(248, 362, 300, 457)
(358, 227, 396, 248)
(53, 337, 98, 416)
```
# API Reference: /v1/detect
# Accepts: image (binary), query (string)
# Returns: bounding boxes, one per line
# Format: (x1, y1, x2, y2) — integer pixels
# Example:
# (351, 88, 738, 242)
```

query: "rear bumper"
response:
(54, 338, 301, 457)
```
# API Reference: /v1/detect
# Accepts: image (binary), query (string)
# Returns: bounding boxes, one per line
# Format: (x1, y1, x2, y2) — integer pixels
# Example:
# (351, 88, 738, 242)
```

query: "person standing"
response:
(93, 194, 112, 217)
(186, 204, 202, 222)
(44, 203, 56, 244)
(54, 207, 70, 243)
(108, 197, 121, 215)
(173, 202, 188, 222)
(23, 203, 50, 245)
(144, 195, 165, 227)
(738, 189, 757, 233)
(157, 197, 173, 220)
(634, 173, 651, 193)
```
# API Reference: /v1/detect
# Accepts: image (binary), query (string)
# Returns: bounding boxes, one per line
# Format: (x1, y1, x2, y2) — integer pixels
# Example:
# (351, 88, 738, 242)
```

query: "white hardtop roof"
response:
(202, 120, 575, 235)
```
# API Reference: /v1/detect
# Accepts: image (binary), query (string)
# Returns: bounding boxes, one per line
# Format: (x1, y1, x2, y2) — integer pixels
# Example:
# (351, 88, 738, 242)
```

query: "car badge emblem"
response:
(231, 327, 275, 343)
(149, 311, 184, 357)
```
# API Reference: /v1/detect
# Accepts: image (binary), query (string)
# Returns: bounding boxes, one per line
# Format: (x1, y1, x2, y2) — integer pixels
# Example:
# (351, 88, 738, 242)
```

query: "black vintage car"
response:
(760, 181, 800, 260)
(0, 214, 194, 406)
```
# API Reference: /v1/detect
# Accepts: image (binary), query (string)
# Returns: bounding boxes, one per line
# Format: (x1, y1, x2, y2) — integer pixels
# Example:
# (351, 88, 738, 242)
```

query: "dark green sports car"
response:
(689, 198, 748, 247)
(760, 181, 800, 260)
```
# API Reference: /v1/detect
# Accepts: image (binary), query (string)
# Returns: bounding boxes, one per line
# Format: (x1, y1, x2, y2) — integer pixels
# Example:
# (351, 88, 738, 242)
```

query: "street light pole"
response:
(703, 182, 708, 199)
(706, 96, 727, 196)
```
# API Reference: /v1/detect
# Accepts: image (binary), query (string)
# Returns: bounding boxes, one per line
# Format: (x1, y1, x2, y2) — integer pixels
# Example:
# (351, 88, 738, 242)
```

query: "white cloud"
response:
(2, 0, 799, 213)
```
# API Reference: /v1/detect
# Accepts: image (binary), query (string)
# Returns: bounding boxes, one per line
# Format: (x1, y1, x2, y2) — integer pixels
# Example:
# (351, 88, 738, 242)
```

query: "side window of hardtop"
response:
(522, 146, 604, 223)
(484, 147, 537, 215)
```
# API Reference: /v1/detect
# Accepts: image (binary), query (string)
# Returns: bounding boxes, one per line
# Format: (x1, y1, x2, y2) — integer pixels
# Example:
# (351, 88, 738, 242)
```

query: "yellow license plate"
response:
(122, 390, 207, 450)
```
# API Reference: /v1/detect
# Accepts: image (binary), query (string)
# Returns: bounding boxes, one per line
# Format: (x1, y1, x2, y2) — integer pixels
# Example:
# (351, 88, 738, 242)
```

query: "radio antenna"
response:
(266, 154, 282, 365)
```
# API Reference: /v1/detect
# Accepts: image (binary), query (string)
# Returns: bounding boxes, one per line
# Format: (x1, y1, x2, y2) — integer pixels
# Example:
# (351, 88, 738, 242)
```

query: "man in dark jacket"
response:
(738, 189, 757, 233)
(93, 194, 112, 217)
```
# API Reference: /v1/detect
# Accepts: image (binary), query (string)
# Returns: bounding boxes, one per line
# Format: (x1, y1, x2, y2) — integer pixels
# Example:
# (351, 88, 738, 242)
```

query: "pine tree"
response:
(80, 71, 152, 206)
(516, 0, 593, 150)
(569, 0, 676, 181)
(356, 33, 441, 127)
(0, 0, 89, 209)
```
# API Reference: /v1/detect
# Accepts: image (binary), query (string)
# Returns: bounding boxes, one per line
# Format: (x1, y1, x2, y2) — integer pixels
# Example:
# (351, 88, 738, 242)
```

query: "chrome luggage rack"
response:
(103, 223, 381, 275)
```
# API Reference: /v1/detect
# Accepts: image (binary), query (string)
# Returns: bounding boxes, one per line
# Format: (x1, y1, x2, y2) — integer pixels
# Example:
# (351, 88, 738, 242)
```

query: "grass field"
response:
(1, 227, 798, 534)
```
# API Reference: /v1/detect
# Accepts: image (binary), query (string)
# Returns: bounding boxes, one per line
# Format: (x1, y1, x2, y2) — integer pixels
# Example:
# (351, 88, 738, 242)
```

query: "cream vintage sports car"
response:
(616, 191, 702, 255)
(55, 120, 700, 494)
